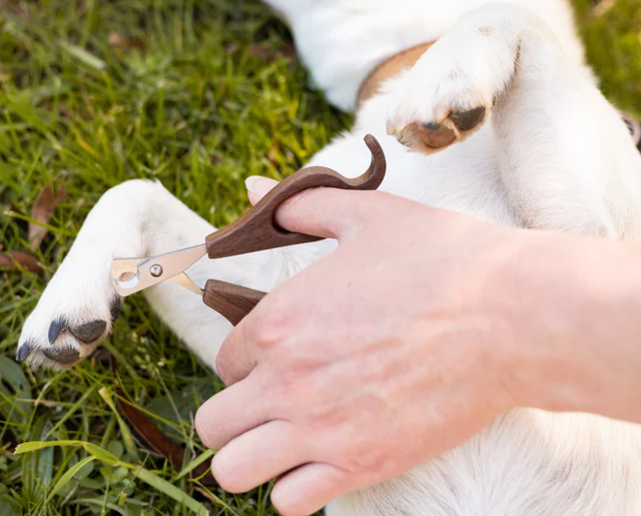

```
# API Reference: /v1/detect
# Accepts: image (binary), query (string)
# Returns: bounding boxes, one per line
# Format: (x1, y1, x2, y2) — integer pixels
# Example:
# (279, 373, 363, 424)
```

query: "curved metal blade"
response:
(111, 244, 207, 297)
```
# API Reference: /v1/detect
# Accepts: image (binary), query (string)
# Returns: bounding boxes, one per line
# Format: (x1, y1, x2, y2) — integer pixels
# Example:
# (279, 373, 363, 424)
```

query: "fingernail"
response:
(245, 176, 278, 201)
(245, 176, 264, 194)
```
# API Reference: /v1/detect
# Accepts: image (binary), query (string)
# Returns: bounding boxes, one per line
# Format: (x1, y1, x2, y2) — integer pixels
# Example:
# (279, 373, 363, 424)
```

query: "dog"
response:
(16, 0, 641, 514)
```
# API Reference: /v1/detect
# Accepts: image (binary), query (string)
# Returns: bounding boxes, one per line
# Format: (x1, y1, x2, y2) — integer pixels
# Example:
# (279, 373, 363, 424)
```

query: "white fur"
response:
(18, 1, 641, 514)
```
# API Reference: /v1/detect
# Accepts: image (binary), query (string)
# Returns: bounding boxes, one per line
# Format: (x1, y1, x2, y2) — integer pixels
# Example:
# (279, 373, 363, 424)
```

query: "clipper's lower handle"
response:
(202, 279, 266, 326)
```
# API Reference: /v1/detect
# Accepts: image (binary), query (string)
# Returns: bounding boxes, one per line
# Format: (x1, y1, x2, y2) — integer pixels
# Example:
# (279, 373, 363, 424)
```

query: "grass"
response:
(0, 0, 639, 514)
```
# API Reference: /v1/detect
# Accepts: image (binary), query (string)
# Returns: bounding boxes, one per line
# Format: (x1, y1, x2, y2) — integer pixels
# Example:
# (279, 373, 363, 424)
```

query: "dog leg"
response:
(386, 3, 641, 238)
(16, 179, 323, 370)
(261, 0, 584, 112)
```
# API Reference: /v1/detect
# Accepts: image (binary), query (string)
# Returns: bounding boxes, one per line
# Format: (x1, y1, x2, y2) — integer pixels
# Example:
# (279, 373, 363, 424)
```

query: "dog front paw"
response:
(17, 259, 122, 370)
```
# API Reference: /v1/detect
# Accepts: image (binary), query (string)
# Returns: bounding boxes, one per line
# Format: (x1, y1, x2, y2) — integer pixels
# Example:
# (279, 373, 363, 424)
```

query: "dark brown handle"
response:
(205, 134, 386, 259)
(202, 279, 266, 326)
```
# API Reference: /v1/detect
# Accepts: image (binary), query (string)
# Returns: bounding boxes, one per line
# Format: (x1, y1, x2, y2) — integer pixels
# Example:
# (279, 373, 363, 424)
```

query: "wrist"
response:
(498, 231, 641, 422)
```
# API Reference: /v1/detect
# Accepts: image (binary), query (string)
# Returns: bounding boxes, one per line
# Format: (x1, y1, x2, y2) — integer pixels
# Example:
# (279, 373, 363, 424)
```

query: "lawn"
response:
(0, 0, 640, 515)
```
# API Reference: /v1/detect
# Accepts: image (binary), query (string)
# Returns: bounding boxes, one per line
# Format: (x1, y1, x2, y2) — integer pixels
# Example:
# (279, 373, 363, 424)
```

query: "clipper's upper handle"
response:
(204, 134, 386, 260)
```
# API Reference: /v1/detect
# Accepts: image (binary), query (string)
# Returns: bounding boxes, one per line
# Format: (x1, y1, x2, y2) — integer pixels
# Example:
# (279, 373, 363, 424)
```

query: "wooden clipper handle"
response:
(202, 134, 387, 327)
(202, 279, 266, 326)
(205, 134, 387, 260)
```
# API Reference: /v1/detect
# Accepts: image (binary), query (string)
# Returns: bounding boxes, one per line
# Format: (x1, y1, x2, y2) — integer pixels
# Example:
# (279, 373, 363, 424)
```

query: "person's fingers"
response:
(245, 175, 375, 240)
(195, 373, 271, 451)
(211, 419, 309, 493)
(270, 462, 360, 516)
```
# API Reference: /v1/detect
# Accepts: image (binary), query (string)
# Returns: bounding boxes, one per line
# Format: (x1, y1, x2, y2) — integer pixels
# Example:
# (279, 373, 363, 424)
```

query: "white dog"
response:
(17, 1, 641, 514)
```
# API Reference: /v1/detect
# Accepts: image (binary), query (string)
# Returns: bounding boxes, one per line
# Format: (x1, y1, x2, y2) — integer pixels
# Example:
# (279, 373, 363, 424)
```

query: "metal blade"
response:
(111, 244, 207, 297)
(168, 272, 204, 296)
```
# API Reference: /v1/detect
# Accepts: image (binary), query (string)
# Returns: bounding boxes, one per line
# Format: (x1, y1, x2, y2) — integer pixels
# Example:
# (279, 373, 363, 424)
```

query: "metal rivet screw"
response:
(150, 264, 163, 278)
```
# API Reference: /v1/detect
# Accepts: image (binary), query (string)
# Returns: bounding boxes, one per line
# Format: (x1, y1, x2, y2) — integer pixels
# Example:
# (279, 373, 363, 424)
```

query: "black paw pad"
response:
(451, 106, 486, 132)
(69, 320, 107, 343)
(43, 346, 80, 365)
(48, 317, 69, 344)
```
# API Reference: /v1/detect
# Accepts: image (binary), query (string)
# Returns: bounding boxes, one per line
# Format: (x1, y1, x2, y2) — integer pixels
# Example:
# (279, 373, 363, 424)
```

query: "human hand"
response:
(195, 175, 641, 516)
(195, 177, 531, 515)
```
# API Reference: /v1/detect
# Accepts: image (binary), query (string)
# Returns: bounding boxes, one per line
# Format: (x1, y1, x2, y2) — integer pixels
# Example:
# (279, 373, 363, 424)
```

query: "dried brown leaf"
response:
(249, 43, 294, 63)
(268, 141, 280, 163)
(108, 32, 145, 52)
(29, 185, 68, 248)
(0, 251, 44, 275)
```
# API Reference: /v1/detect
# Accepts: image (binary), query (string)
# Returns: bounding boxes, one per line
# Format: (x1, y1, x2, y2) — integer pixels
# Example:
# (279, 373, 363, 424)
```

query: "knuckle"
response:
(338, 440, 388, 475)
(250, 311, 286, 351)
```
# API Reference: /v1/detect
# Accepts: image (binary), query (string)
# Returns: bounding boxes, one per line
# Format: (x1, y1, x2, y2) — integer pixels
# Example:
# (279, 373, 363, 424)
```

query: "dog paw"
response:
(17, 258, 122, 370)
(386, 7, 520, 154)
(387, 106, 488, 154)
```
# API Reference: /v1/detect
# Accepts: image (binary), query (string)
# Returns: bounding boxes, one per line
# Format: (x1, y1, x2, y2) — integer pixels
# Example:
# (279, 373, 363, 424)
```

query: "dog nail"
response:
(16, 342, 33, 362)
(422, 121, 441, 131)
(69, 320, 107, 343)
(48, 317, 68, 344)
(110, 297, 122, 322)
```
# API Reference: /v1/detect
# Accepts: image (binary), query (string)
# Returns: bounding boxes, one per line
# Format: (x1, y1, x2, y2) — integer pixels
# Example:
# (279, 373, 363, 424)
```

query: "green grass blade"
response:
(98, 387, 139, 459)
(134, 466, 209, 516)
(15, 440, 85, 454)
(172, 448, 215, 482)
(47, 456, 96, 500)
(59, 41, 106, 70)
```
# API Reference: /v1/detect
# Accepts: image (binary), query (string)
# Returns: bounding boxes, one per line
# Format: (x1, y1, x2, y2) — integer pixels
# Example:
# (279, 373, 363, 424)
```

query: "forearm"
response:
(503, 231, 641, 423)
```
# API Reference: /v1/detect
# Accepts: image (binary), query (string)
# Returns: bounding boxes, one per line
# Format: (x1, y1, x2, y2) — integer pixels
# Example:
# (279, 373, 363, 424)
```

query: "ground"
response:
(0, 0, 639, 515)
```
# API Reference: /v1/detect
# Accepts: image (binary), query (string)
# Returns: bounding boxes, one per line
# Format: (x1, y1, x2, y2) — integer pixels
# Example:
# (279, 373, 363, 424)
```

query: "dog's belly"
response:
(328, 409, 641, 516)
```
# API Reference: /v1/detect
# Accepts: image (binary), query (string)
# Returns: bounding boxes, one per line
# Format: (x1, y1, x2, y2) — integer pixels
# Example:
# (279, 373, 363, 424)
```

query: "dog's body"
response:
(17, 1, 641, 514)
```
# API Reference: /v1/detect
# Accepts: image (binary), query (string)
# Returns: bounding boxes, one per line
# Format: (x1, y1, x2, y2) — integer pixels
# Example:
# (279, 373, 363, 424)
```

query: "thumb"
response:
(245, 175, 373, 240)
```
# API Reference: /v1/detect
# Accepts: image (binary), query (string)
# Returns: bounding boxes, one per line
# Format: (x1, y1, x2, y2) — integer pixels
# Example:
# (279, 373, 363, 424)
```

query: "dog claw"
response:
(69, 320, 107, 343)
(16, 342, 33, 362)
(48, 317, 68, 344)
(110, 297, 122, 323)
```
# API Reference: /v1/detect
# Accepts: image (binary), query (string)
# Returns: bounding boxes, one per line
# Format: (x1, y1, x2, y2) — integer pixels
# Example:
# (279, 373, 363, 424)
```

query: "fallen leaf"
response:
(0, 251, 43, 275)
(108, 32, 145, 52)
(249, 43, 294, 63)
(29, 185, 68, 248)
(109, 355, 218, 486)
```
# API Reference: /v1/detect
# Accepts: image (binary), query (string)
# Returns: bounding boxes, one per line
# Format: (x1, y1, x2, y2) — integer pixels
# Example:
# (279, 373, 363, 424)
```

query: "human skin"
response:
(195, 176, 641, 516)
